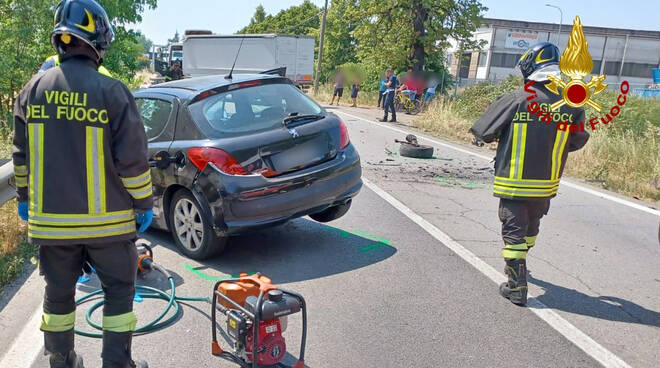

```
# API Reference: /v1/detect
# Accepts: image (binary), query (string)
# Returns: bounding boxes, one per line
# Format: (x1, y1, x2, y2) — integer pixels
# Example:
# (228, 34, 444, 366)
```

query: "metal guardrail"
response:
(0, 160, 16, 207)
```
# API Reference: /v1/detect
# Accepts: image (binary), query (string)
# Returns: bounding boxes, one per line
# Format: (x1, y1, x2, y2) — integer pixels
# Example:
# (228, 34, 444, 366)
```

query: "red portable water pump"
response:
(211, 273, 306, 368)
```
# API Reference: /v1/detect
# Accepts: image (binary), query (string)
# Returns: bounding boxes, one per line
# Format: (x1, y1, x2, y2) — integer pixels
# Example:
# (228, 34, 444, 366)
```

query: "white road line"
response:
(0, 303, 42, 368)
(362, 177, 631, 368)
(336, 110, 660, 217)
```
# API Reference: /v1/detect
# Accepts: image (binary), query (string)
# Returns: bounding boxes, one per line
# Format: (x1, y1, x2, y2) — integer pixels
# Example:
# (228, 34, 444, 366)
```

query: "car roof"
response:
(152, 74, 281, 92)
(136, 74, 289, 103)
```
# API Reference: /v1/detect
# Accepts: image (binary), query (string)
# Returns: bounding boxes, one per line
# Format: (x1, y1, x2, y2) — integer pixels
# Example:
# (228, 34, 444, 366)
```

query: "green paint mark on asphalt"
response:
(359, 243, 388, 252)
(184, 265, 256, 282)
(323, 225, 392, 252)
(351, 230, 391, 246)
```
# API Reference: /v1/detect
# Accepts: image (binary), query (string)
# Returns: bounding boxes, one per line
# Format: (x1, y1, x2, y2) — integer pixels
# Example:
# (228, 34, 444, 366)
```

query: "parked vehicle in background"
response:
(150, 42, 183, 81)
(133, 74, 362, 260)
(183, 33, 315, 89)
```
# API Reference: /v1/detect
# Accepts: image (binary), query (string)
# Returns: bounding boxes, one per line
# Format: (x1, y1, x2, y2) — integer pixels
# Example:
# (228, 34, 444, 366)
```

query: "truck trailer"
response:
(182, 33, 315, 87)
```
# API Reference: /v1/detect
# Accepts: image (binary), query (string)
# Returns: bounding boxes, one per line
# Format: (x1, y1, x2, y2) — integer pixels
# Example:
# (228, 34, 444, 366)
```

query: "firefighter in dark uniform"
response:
(12, 1, 153, 367)
(470, 42, 589, 306)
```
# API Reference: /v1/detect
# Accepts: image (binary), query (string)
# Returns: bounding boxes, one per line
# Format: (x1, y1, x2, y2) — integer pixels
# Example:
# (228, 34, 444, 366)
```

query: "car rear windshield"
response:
(188, 82, 323, 138)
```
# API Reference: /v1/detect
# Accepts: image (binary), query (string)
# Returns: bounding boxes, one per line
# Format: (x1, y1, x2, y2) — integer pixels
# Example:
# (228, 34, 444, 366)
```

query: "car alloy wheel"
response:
(168, 189, 226, 260)
(173, 198, 204, 252)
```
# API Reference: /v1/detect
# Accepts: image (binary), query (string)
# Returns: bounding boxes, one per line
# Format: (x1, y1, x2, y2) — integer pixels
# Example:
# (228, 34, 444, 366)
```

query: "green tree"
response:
(249, 4, 267, 27)
(135, 31, 153, 53)
(351, 0, 486, 74)
(321, 0, 359, 83)
(239, 0, 321, 35)
(0, 0, 158, 131)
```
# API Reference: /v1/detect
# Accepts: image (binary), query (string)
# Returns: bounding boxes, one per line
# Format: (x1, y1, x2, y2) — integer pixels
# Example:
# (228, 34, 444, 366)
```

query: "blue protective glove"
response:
(136, 209, 154, 233)
(17, 202, 28, 221)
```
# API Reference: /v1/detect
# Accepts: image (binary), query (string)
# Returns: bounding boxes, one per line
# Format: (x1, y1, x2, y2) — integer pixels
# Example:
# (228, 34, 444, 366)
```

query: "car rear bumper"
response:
(195, 144, 362, 235)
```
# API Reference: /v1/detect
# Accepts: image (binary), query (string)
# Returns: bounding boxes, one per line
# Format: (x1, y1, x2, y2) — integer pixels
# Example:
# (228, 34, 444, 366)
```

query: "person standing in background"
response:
(424, 77, 439, 105)
(377, 74, 387, 107)
(379, 68, 398, 122)
(329, 69, 345, 106)
(351, 77, 360, 107)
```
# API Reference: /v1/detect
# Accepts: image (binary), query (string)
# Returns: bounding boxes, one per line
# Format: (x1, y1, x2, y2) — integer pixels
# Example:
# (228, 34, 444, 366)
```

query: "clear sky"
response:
(132, 0, 660, 46)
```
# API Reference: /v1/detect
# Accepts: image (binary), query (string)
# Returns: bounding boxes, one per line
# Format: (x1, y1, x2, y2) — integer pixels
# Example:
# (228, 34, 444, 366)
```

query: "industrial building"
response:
(448, 18, 660, 87)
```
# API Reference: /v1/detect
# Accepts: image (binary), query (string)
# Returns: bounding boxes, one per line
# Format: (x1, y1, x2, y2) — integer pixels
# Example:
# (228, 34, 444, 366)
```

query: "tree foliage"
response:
(0, 0, 157, 132)
(321, 0, 358, 82)
(238, 0, 321, 35)
(351, 0, 485, 82)
(239, 0, 486, 91)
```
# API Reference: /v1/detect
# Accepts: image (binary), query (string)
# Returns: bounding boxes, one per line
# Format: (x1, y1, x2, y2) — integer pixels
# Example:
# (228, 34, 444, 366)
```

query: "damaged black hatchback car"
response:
(133, 74, 362, 260)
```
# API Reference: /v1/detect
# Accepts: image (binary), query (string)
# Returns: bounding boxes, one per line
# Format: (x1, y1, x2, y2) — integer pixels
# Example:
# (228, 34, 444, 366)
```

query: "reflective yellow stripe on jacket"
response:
(28, 124, 44, 213)
(120, 170, 153, 200)
(493, 122, 565, 199)
(14, 164, 28, 188)
(86, 126, 107, 214)
(509, 123, 527, 179)
(26, 124, 135, 240)
(49, 55, 112, 77)
(551, 129, 569, 180)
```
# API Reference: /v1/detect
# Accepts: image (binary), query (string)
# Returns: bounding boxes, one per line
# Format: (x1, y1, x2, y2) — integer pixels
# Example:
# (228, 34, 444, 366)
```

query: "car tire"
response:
(169, 189, 226, 260)
(309, 201, 352, 223)
(399, 143, 434, 159)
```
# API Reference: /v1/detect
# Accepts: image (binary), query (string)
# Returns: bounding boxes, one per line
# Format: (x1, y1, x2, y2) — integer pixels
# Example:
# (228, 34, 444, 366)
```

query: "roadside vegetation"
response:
(0, 0, 157, 132)
(416, 77, 660, 201)
(0, 200, 34, 294)
(314, 83, 379, 107)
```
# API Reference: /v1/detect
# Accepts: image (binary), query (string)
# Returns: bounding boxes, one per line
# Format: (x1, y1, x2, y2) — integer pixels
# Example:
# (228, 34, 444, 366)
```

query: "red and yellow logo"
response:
(546, 16, 607, 111)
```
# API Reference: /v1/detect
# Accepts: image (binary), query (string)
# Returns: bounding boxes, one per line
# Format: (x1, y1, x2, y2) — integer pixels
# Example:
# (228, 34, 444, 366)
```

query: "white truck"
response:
(182, 33, 315, 87)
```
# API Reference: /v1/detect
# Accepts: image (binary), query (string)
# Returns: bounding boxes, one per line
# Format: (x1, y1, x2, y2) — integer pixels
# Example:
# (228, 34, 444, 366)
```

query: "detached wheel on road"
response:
(309, 201, 352, 222)
(169, 190, 226, 260)
(399, 144, 434, 159)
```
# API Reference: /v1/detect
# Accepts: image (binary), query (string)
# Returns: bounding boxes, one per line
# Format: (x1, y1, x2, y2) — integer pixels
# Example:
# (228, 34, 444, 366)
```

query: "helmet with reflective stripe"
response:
(516, 42, 560, 79)
(51, 0, 114, 59)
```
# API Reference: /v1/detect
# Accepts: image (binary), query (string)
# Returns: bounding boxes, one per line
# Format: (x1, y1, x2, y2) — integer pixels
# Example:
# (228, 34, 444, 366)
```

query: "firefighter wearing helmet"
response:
(470, 42, 590, 306)
(12, 0, 153, 367)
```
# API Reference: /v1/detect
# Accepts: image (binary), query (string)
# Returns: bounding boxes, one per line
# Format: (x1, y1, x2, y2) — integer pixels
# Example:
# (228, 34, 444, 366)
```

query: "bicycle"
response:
(393, 90, 422, 115)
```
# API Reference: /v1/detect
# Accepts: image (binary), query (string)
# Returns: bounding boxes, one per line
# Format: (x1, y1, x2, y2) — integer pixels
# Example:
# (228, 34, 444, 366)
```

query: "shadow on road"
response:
(529, 274, 660, 328)
(145, 218, 397, 284)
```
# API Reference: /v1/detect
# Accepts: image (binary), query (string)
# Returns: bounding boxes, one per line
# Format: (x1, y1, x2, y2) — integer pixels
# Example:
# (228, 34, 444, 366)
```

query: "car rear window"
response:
(189, 82, 323, 138)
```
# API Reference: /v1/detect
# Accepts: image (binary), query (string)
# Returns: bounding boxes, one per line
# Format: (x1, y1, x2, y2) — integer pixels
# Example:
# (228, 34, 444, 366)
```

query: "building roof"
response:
(482, 18, 660, 39)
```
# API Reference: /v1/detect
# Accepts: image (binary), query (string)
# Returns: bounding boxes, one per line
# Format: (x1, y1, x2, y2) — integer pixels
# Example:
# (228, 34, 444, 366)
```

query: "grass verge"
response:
(0, 200, 35, 294)
(312, 83, 380, 107)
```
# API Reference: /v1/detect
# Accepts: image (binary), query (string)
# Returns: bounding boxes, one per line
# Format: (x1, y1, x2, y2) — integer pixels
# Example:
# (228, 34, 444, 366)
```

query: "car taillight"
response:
(339, 119, 350, 150)
(187, 147, 248, 175)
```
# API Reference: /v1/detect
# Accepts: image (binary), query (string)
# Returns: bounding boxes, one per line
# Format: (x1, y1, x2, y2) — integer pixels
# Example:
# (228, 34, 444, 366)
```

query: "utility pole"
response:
(314, 0, 328, 96)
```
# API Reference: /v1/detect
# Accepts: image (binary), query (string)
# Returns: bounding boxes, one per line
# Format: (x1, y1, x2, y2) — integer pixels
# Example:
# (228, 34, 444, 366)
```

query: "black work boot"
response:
(499, 258, 528, 306)
(102, 331, 148, 368)
(379, 117, 388, 122)
(49, 351, 84, 368)
(45, 330, 83, 368)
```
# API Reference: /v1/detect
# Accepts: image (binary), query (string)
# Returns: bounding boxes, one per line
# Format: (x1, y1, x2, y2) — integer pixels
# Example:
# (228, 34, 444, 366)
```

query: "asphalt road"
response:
(1, 103, 658, 368)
